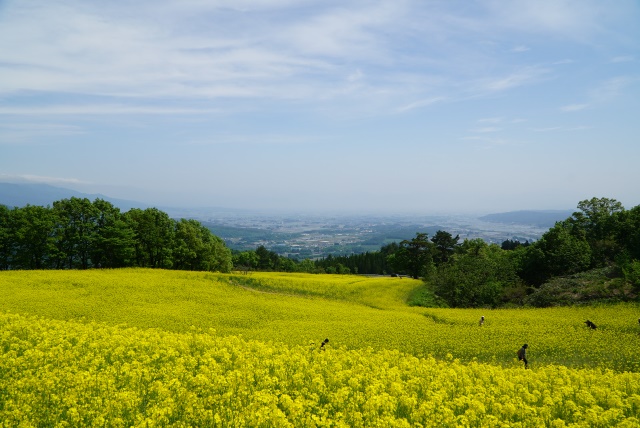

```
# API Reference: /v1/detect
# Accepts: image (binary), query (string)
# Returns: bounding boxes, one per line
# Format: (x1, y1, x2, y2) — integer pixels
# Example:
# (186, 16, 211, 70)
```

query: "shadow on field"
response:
(422, 312, 454, 325)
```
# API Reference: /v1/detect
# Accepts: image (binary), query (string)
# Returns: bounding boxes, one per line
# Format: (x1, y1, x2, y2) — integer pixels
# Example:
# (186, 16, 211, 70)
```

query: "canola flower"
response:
(2, 269, 640, 426)
(2, 312, 640, 427)
(2, 269, 640, 372)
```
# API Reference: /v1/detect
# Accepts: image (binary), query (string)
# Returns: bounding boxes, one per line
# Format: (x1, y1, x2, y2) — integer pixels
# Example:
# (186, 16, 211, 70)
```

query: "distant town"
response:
(1, 181, 572, 260)
(186, 210, 561, 259)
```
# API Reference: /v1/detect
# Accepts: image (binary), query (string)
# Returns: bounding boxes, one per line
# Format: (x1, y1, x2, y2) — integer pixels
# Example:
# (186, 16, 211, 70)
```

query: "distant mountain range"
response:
(1, 182, 574, 228)
(478, 210, 574, 228)
(0, 182, 249, 217)
(0, 182, 148, 212)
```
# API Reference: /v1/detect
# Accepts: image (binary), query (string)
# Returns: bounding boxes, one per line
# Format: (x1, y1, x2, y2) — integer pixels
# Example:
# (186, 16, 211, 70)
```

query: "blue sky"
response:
(1, 0, 639, 214)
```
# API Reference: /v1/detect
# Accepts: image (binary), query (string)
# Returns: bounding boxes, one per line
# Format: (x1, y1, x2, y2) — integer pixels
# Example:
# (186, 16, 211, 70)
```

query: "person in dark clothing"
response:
(585, 320, 597, 330)
(517, 344, 529, 369)
(320, 338, 329, 351)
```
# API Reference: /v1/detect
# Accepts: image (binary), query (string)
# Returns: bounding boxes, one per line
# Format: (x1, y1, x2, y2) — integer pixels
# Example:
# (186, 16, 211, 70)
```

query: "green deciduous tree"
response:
(11, 205, 56, 269)
(255, 245, 282, 271)
(233, 250, 259, 273)
(124, 208, 175, 268)
(52, 197, 99, 269)
(0, 198, 233, 273)
(516, 221, 592, 287)
(617, 205, 640, 261)
(173, 219, 232, 272)
(433, 240, 519, 307)
(296, 258, 317, 273)
(569, 197, 624, 266)
(278, 257, 298, 273)
(91, 199, 135, 268)
(0, 205, 11, 270)
(431, 230, 460, 265)
(390, 233, 434, 279)
(541, 222, 591, 277)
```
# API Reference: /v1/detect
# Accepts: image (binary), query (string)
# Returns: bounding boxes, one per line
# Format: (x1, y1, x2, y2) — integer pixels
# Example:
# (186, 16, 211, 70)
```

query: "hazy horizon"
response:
(2, 1, 639, 214)
(0, 179, 587, 218)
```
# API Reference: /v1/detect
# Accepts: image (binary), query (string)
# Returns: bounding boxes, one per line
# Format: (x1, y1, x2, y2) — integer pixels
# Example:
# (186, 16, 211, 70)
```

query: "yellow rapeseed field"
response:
(1, 269, 640, 426)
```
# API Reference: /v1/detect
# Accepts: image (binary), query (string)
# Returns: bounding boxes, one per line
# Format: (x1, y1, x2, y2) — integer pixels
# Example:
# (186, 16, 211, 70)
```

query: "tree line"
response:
(3, 196, 639, 308)
(286, 197, 640, 307)
(392, 198, 640, 307)
(0, 197, 233, 272)
(232, 243, 399, 275)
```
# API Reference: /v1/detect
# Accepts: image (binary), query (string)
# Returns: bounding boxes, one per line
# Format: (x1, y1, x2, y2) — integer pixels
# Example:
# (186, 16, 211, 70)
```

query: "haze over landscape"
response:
(1, 0, 639, 214)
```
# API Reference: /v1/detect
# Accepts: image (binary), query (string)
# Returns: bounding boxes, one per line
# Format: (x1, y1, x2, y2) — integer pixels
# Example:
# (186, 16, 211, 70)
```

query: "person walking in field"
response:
(320, 338, 329, 351)
(584, 320, 597, 330)
(517, 344, 529, 369)
(479, 316, 485, 326)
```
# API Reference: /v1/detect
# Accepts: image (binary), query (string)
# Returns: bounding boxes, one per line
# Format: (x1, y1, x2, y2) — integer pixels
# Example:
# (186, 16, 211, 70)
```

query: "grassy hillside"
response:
(1, 269, 639, 371)
(2, 269, 640, 426)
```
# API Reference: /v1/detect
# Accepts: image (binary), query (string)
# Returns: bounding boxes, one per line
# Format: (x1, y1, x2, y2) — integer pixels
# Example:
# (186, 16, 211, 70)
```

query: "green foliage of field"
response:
(1, 269, 639, 372)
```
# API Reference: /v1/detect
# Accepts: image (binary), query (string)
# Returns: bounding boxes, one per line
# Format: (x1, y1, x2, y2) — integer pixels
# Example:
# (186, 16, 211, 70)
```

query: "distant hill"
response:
(478, 210, 574, 228)
(0, 182, 147, 211)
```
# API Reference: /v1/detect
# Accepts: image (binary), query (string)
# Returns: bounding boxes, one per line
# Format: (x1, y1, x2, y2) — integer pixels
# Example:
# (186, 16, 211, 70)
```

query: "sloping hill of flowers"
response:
(2, 312, 640, 427)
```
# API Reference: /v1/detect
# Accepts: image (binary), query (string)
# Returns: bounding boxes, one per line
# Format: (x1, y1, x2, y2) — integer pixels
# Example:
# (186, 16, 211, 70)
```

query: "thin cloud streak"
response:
(589, 76, 639, 102)
(530, 126, 591, 132)
(482, 66, 551, 92)
(0, 173, 88, 186)
(396, 97, 446, 113)
(611, 55, 634, 63)
(477, 117, 504, 124)
(471, 127, 502, 133)
(0, 105, 223, 115)
(561, 104, 589, 112)
(0, 123, 85, 143)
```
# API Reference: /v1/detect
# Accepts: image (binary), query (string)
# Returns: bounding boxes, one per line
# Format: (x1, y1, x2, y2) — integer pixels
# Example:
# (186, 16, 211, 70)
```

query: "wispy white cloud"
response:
(0, 122, 84, 142)
(0, 0, 638, 119)
(471, 127, 501, 133)
(476, 117, 527, 125)
(611, 55, 635, 63)
(0, 105, 222, 115)
(0, 1, 417, 100)
(347, 69, 364, 83)
(561, 103, 589, 112)
(530, 125, 591, 132)
(0, 173, 88, 185)
(460, 135, 512, 150)
(396, 97, 446, 113)
(531, 126, 562, 132)
(560, 75, 639, 112)
(553, 59, 574, 65)
(480, 66, 551, 93)
(0, 1, 341, 99)
(477, 117, 503, 124)
(278, 1, 408, 60)
(483, 0, 638, 43)
(186, 133, 326, 146)
(0, 4, 519, 98)
(589, 75, 639, 102)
